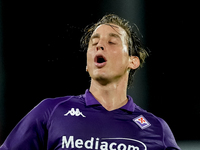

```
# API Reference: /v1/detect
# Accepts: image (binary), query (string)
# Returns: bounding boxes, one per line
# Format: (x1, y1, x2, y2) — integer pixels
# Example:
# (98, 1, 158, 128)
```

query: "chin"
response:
(95, 77, 110, 85)
(92, 73, 111, 85)
(92, 69, 107, 78)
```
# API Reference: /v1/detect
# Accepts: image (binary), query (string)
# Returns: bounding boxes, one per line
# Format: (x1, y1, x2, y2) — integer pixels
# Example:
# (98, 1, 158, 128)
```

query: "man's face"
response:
(86, 24, 131, 85)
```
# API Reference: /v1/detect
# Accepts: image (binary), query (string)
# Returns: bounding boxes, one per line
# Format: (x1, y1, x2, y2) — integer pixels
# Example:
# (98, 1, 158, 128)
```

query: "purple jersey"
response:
(0, 90, 180, 150)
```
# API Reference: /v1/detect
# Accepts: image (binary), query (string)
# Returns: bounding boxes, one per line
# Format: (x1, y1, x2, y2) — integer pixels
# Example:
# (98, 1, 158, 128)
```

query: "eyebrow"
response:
(90, 33, 121, 41)
(109, 33, 121, 39)
(90, 33, 100, 40)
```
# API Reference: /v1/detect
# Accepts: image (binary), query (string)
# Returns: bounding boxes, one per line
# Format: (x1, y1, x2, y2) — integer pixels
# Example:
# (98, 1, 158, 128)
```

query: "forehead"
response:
(92, 24, 127, 38)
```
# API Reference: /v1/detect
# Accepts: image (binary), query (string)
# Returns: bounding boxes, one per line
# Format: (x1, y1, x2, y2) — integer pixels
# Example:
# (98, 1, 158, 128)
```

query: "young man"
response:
(0, 14, 180, 150)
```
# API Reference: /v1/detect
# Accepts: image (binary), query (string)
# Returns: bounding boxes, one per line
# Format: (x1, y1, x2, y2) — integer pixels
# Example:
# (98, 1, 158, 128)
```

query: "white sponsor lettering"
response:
(109, 142, 117, 150)
(62, 136, 74, 148)
(85, 137, 94, 149)
(62, 136, 146, 150)
(100, 141, 107, 150)
(75, 139, 83, 148)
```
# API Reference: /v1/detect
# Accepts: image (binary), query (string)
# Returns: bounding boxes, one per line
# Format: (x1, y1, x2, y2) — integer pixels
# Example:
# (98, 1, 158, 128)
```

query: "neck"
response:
(89, 75, 128, 111)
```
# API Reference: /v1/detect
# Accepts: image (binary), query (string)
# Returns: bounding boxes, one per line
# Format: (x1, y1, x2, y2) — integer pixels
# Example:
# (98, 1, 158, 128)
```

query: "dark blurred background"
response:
(0, 0, 199, 149)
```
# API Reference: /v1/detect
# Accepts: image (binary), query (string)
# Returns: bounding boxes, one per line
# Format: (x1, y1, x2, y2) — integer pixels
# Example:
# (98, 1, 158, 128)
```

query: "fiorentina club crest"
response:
(133, 115, 151, 129)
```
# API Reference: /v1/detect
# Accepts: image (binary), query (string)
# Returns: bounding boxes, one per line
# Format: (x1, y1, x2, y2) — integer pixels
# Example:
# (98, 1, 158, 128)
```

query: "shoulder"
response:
(36, 95, 84, 114)
(0, 95, 83, 149)
(18, 95, 76, 124)
(17, 95, 85, 130)
(134, 105, 164, 123)
(134, 105, 165, 130)
(134, 105, 180, 149)
(38, 96, 73, 109)
(134, 105, 172, 132)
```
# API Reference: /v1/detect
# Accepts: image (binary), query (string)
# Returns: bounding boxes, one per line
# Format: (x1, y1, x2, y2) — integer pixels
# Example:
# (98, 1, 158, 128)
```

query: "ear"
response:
(128, 56, 140, 70)
(86, 66, 88, 72)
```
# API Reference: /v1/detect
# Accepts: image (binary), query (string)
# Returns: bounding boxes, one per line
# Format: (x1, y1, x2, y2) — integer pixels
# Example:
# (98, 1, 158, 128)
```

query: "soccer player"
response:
(0, 14, 180, 150)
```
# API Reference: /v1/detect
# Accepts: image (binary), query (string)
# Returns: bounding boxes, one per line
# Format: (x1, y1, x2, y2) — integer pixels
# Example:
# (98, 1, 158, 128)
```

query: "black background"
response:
(0, 0, 199, 144)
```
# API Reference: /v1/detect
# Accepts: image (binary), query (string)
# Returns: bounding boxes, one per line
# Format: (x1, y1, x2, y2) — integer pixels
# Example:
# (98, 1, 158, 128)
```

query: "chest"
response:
(47, 105, 163, 150)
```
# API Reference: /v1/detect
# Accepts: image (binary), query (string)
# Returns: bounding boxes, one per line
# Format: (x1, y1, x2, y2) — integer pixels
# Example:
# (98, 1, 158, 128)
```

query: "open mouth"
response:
(94, 55, 107, 68)
(97, 56, 106, 63)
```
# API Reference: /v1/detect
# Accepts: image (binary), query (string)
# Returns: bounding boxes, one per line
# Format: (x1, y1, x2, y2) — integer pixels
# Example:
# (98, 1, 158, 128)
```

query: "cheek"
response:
(116, 54, 130, 73)
(112, 47, 129, 63)
(86, 49, 94, 67)
(121, 44, 130, 63)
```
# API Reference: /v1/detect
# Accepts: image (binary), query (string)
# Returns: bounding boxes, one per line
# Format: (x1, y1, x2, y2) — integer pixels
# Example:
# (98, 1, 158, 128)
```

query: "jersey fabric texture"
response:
(0, 90, 180, 150)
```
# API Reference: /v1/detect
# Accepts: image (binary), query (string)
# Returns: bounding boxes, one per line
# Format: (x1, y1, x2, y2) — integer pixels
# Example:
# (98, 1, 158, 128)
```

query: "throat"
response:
(89, 80, 128, 111)
(101, 98, 128, 111)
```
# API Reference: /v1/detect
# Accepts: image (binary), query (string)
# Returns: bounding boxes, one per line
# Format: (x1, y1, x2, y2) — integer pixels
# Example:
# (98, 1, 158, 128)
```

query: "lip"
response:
(95, 61, 107, 68)
(94, 54, 107, 68)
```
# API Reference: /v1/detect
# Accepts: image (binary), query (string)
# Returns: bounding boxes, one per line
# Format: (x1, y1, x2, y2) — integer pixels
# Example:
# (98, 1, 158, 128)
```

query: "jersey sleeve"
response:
(158, 117, 181, 150)
(0, 97, 67, 150)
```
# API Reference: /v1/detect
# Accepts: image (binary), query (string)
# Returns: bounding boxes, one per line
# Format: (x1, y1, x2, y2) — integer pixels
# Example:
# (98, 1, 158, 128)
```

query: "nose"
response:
(97, 46, 104, 51)
(96, 40, 105, 51)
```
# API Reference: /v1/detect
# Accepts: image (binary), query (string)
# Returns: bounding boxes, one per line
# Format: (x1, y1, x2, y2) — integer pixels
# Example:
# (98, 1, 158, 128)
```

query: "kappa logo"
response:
(64, 108, 86, 117)
(133, 115, 151, 129)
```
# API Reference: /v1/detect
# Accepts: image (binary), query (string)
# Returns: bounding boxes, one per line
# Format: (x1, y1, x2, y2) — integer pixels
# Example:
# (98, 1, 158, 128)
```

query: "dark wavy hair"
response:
(80, 14, 148, 87)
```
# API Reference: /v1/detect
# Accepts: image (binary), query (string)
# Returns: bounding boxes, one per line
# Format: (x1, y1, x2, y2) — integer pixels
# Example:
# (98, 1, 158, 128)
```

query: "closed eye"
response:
(109, 41, 116, 45)
(92, 42, 98, 46)
(91, 38, 99, 46)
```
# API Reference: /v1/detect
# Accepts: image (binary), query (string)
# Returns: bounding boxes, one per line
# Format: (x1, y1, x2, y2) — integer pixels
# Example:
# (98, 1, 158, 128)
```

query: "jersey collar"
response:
(83, 89, 136, 112)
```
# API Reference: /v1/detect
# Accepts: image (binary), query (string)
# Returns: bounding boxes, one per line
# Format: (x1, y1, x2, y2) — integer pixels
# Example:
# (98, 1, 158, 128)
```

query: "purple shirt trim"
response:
(84, 89, 136, 112)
